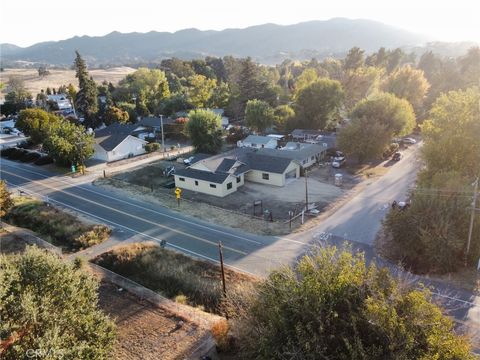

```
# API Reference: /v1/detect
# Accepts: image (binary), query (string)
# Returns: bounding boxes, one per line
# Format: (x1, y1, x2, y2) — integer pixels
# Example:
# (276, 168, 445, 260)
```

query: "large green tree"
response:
(16, 109, 61, 145)
(342, 66, 383, 110)
(43, 119, 95, 166)
(382, 65, 430, 115)
(116, 68, 170, 116)
(185, 109, 223, 154)
(74, 51, 98, 126)
(294, 78, 344, 129)
(235, 246, 473, 359)
(421, 87, 480, 179)
(1, 77, 32, 115)
(244, 99, 275, 134)
(338, 92, 415, 161)
(383, 170, 480, 273)
(273, 104, 295, 134)
(0, 246, 116, 359)
(187, 74, 217, 108)
(344, 46, 365, 71)
(350, 92, 415, 136)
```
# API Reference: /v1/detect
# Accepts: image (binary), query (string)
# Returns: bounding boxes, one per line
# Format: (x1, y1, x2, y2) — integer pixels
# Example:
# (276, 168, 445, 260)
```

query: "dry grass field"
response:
(0, 67, 136, 99)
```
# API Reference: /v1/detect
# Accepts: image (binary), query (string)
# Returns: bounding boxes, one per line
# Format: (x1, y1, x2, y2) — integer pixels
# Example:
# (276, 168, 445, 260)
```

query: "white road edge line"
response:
(1, 162, 270, 245)
(4, 181, 260, 277)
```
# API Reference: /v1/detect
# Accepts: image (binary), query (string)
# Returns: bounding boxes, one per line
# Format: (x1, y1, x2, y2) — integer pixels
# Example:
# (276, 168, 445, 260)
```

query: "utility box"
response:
(334, 173, 343, 186)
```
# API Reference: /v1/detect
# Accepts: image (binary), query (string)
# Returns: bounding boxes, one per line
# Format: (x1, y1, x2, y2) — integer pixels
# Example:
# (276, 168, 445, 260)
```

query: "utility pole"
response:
(160, 114, 165, 152)
(465, 177, 479, 265)
(218, 242, 227, 297)
(305, 168, 309, 212)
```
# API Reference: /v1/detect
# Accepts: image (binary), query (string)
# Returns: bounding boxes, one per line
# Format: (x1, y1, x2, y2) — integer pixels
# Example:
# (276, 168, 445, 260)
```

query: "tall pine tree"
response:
(74, 51, 98, 127)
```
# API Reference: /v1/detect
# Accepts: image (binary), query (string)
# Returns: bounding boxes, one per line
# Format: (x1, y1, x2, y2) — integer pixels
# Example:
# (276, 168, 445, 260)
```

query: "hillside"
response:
(0, 18, 432, 66)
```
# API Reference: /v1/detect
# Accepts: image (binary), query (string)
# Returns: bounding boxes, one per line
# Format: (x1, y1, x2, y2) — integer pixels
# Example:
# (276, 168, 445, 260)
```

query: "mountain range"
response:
(0, 18, 463, 66)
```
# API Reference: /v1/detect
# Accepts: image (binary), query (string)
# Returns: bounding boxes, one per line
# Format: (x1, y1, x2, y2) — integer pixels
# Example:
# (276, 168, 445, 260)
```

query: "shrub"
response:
(0, 247, 116, 359)
(74, 225, 111, 249)
(34, 155, 54, 165)
(145, 142, 160, 153)
(174, 294, 188, 304)
(235, 246, 474, 359)
(5, 199, 111, 252)
(211, 319, 231, 352)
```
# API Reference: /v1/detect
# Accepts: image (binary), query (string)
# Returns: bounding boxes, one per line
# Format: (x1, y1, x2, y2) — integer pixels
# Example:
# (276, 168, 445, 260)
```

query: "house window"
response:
(262, 173, 270, 180)
(195, 180, 199, 186)
(227, 182, 232, 190)
(210, 184, 217, 188)
(236, 176, 241, 183)
(179, 177, 185, 182)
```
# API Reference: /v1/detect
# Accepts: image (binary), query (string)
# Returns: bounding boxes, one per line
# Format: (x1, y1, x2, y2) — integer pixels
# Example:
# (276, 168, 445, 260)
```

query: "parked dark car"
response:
(392, 152, 402, 161)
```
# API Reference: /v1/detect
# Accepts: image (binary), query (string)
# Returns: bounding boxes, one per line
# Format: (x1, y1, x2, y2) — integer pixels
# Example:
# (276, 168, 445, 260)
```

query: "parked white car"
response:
(402, 137, 417, 144)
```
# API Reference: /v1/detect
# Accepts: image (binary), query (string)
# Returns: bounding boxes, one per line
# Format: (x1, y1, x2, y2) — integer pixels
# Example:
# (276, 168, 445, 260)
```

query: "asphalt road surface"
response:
(1, 153, 479, 349)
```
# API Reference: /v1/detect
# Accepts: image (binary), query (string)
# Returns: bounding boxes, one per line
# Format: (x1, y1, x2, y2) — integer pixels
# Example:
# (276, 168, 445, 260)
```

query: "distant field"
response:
(0, 67, 136, 100)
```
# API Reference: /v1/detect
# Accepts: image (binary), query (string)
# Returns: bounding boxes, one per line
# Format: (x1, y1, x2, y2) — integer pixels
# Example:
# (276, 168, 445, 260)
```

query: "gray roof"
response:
(291, 129, 322, 137)
(259, 143, 326, 162)
(216, 158, 238, 173)
(245, 153, 293, 174)
(175, 168, 231, 184)
(189, 153, 211, 165)
(138, 117, 174, 128)
(94, 123, 145, 151)
(243, 135, 276, 145)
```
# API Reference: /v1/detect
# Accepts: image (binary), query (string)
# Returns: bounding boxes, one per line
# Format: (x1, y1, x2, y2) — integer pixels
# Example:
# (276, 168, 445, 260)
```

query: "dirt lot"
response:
(98, 281, 209, 360)
(0, 67, 136, 99)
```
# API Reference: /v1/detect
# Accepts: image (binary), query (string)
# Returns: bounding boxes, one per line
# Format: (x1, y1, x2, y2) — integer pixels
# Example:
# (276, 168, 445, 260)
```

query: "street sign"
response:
(175, 187, 182, 199)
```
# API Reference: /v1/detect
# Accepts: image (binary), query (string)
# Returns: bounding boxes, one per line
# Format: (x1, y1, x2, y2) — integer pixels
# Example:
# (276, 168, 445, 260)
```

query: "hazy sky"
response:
(1, 0, 479, 47)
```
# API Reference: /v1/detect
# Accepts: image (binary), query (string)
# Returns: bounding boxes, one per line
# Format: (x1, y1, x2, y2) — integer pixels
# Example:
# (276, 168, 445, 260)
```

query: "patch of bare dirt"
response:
(0, 230, 30, 254)
(95, 177, 292, 236)
(98, 281, 209, 360)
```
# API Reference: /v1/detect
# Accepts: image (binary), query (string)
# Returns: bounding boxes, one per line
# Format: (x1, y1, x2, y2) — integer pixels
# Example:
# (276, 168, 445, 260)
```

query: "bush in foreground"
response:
(233, 246, 473, 359)
(0, 246, 116, 359)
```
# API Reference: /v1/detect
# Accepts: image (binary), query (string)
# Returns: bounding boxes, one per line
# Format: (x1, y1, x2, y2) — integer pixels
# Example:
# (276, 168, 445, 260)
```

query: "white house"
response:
(93, 123, 148, 162)
(237, 135, 278, 149)
(174, 148, 300, 197)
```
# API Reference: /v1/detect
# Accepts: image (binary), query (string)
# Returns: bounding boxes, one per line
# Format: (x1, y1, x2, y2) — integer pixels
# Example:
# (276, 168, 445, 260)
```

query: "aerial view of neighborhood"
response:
(0, 0, 479, 358)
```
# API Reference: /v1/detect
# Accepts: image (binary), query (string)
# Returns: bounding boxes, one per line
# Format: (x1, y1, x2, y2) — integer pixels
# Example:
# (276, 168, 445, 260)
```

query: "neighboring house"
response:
(175, 157, 248, 197)
(243, 152, 299, 187)
(174, 147, 301, 197)
(291, 129, 337, 150)
(260, 142, 327, 169)
(138, 116, 174, 132)
(93, 123, 148, 162)
(237, 135, 278, 149)
(210, 108, 230, 127)
(47, 94, 74, 116)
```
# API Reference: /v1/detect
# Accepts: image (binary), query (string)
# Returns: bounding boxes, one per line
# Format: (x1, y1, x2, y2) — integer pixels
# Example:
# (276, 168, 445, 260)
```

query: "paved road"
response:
(1, 154, 479, 349)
